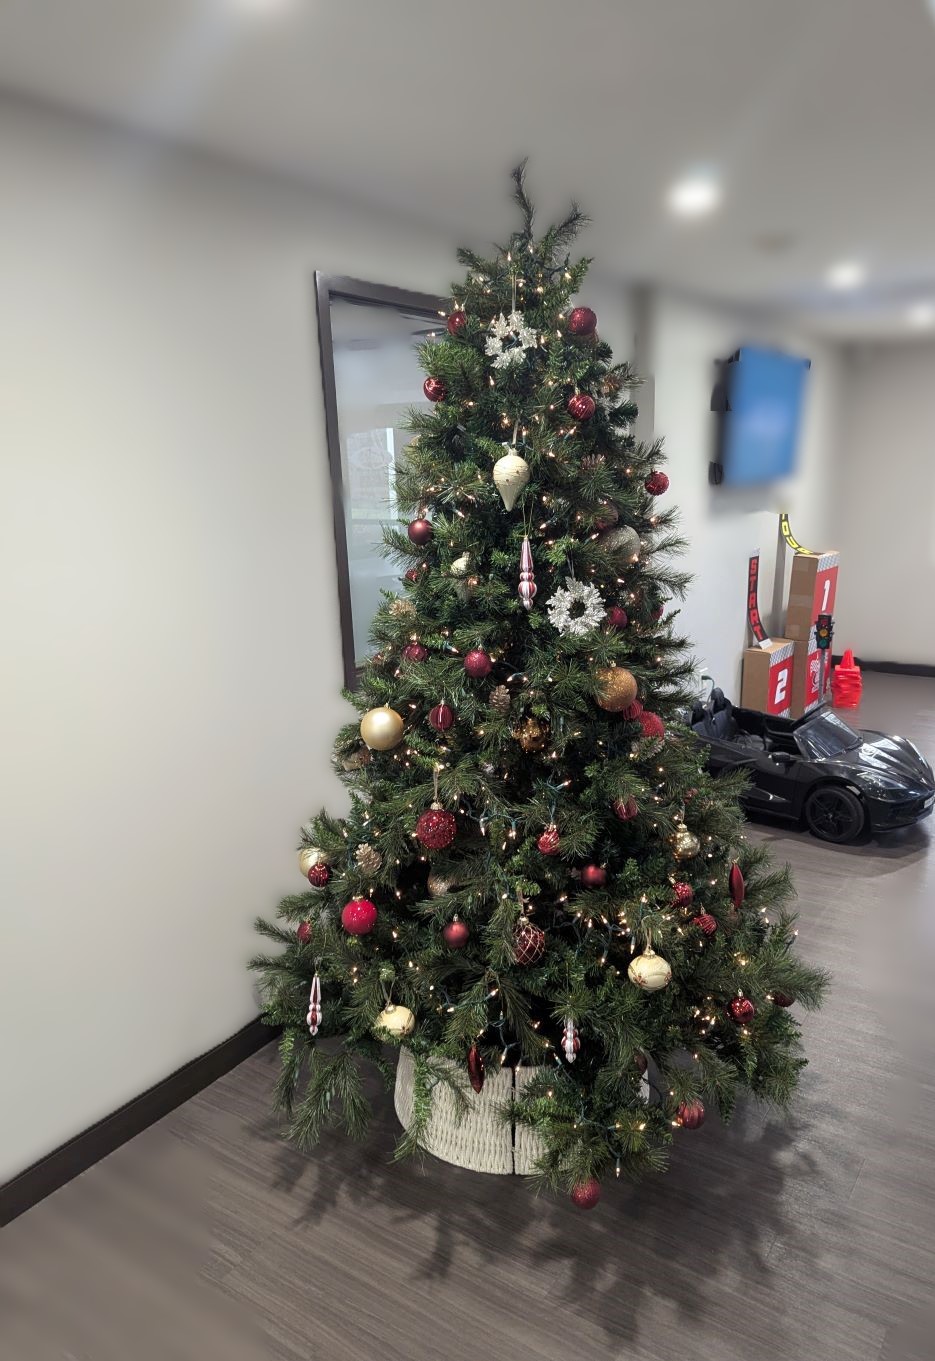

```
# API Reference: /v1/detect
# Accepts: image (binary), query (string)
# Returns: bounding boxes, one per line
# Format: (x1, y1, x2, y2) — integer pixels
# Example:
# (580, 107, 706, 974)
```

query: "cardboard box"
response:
(741, 639, 794, 717)
(789, 627, 831, 718)
(785, 551, 839, 641)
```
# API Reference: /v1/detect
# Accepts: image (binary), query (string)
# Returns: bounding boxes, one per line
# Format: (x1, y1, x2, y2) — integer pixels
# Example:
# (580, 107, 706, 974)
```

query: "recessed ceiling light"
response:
(826, 260, 865, 291)
(907, 301, 935, 329)
(667, 175, 721, 218)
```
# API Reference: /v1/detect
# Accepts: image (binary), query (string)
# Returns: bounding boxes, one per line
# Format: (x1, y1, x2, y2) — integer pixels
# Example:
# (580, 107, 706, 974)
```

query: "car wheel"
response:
(804, 784, 866, 843)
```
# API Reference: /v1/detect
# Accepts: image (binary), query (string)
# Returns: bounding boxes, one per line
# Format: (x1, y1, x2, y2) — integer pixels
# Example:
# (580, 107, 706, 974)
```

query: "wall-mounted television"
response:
(712, 345, 811, 486)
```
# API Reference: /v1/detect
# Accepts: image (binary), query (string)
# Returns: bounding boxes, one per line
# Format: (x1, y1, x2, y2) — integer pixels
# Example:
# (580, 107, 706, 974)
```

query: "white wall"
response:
(643, 291, 844, 694)
(0, 96, 637, 1181)
(832, 341, 935, 665)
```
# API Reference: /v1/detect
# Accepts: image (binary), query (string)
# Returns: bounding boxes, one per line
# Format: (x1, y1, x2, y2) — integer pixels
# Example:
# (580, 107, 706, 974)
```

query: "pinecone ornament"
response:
(489, 685, 512, 716)
(355, 843, 382, 875)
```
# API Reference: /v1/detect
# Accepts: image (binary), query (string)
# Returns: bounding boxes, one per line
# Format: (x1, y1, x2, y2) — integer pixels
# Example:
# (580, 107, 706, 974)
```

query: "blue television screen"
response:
(721, 346, 810, 485)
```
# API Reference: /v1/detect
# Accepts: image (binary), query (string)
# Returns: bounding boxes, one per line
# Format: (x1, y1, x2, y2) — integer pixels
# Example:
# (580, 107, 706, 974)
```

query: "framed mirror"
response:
(315, 273, 447, 689)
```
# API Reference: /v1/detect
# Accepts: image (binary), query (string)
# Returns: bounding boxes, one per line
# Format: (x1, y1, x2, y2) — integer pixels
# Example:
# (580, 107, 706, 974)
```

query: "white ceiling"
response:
(3, 0, 935, 337)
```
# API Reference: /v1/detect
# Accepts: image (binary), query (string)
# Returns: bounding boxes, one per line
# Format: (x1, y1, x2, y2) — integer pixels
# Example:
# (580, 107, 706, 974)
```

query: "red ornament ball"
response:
(729, 862, 746, 908)
(692, 913, 718, 937)
(567, 392, 596, 421)
(621, 699, 644, 721)
(727, 996, 756, 1024)
(307, 863, 331, 888)
(639, 711, 665, 740)
(606, 605, 629, 630)
(677, 1099, 706, 1130)
(402, 642, 428, 663)
(423, 376, 447, 402)
(428, 702, 455, 732)
(442, 916, 470, 949)
(296, 921, 313, 944)
(463, 648, 492, 678)
(672, 881, 694, 908)
(341, 897, 378, 935)
(408, 518, 433, 546)
(580, 863, 607, 889)
(537, 824, 561, 855)
(404, 567, 420, 583)
(514, 918, 546, 966)
(612, 796, 638, 822)
(570, 1179, 602, 1210)
(446, 310, 467, 336)
(772, 990, 795, 1008)
(644, 470, 670, 496)
(567, 306, 598, 337)
(415, 807, 457, 850)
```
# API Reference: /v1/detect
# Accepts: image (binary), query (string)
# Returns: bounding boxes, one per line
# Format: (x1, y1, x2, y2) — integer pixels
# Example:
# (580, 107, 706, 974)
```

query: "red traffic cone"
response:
(831, 649, 862, 709)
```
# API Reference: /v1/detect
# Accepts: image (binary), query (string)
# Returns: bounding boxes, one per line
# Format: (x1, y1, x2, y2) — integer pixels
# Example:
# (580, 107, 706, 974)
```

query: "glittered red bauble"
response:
(408, 518, 433, 546)
(568, 306, 598, 337)
(692, 913, 718, 937)
(672, 881, 694, 908)
(428, 702, 455, 732)
(415, 806, 457, 850)
(639, 711, 665, 740)
(423, 376, 447, 402)
(567, 393, 596, 421)
(467, 1042, 485, 1093)
(606, 605, 629, 630)
(402, 642, 428, 663)
(727, 996, 756, 1024)
(404, 567, 420, 583)
(514, 918, 546, 966)
(772, 991, 795, 1008)
(442, 916, 470, 949)
(341, 898, 378, 935)
(729, 862, 746, 908)
(296, 921, 313, 944)
(570, 1179, 602, 1210)
(463, 648, 492, 678)
(446, 310, 467, 336)
(644, 470, 670, 496)
(677, 1099, 706, 1130)
(634, 1051, 648, 1075)
(580, 864, 607, 888)
(612, 796, 638, 822)
(307, 863, 331, 888)
(621, 699, 644, 721)
(537, 825, 561, 855)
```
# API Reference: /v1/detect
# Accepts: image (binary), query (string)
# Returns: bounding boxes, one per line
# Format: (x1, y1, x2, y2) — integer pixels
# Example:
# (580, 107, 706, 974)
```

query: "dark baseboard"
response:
(0, 1016, 278, 1228)
(832, 655, 935, 678)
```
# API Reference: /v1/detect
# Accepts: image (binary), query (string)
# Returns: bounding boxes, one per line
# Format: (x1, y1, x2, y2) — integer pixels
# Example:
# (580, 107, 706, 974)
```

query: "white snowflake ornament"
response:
(546, 577, 607, 638)
(485, 310, 538, 370)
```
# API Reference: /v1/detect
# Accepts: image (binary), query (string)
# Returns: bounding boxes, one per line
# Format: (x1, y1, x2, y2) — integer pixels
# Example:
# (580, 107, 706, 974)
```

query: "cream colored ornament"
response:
(360, 706, 405, 751)
(297, 846, 330, 877)
(493, 448, 530, 511)
(598, 524, 641, 560)
(450, 552, 472, 577)
(374, 1003, 416, 1037)
(627, 946, 672, 992)
(669, 819, 701, 862)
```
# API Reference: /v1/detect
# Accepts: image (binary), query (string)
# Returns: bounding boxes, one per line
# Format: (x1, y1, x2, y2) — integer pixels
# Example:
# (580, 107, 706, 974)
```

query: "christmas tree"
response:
(252, 165, 827, 1205)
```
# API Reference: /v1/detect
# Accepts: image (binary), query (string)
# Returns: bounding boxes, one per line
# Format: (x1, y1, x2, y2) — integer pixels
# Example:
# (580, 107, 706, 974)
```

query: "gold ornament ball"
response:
(595, 667, 639, 712)
(360, 706, 405, 751)
(670, 823, 701, 861)
(373, 1003, 416, 1037)
(513, 716, 550, 752)
(297, 846, 329, 877)
(427, 871, 454, 897)
(450, 552, 472, 577)
(627, 947, 672, 992)
(389, 598, 416, 618)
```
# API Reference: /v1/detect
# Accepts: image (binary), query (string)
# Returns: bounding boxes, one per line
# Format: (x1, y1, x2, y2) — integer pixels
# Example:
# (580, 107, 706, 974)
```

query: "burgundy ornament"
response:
(644, 470, 670, 496)
(307, 863, 331, 888)
(467, 1042, 485, 1093)
(652, 603, 666, 622)
(407, 518, 433, 546)
(404, 567, 420, 584)
(580, 864, 607, 889)
(428, 702, 455, 732)
(692, 913, 718, 937)
(463, 648, 492, 678)
(606, 605, 629, 630)
(612, 796, 638, 822)
(567, 392, 596, 421)
(513, 917, 546, 966)
(442, 916, 470, 949)
(402, 642, 428, 663)
(423, 376, 447, 402)
(296, 921, 313, 944)
(621, 700, 644, 722)
(537, 824, 561, 855)
(518, 534, 536, 611)
(570, 1179, 602, 1210)
(677, 1099, 706, 1130)
(415, 806, 457, 850)
(341, 898, 378, 935)
(729, 862, 746, 908)
(567, 306, 598, 337)
(672, 881, 694, 909)
(639, 711, 665, 740)
(772, 990, 795, 1008)
(446, 310, 467, 337)
(633, 1051, 648, 1075)
(727, 995, 756, 1025)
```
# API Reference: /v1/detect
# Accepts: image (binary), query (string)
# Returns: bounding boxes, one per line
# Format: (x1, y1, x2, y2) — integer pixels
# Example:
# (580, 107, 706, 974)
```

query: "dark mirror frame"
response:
(315, 272, 448, 690)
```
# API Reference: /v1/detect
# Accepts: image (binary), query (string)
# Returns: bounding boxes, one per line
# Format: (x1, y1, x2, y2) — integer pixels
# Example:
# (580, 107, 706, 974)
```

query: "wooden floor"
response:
(3, 672, 934, 1361)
